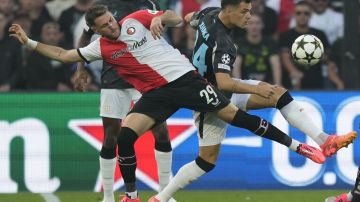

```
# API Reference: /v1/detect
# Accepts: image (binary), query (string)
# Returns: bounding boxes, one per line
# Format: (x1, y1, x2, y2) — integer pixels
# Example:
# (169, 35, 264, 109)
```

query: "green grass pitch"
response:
(0, 190, 347, 202)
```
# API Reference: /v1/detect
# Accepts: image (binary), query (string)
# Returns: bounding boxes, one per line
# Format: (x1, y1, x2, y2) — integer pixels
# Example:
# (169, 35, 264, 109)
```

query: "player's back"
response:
(192, 7, 237, 88)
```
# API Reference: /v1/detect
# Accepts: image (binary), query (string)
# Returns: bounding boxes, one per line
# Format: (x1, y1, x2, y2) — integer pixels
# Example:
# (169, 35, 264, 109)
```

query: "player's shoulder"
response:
(212, 25, 233, 48)
(200, 7, 221, 25)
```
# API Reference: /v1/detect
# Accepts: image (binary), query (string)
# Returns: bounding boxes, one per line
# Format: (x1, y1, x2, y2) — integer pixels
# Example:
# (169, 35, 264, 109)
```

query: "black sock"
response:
(351, 167, 360, 200)
(100, 146, 116, 159)
(195, 156, 215, 173)
(276, 91, 294, 110)
(117, 127, 138, 192)
(155, 141, 172, 152)
(231, 110, 292, 147)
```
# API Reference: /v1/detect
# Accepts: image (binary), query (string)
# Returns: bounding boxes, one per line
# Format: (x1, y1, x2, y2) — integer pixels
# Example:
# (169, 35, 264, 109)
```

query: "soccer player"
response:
(325, 167, 360, 202)
(8, 5, 351, 202)
(150, 1, 356, 201)
(74, 1, 175, 202)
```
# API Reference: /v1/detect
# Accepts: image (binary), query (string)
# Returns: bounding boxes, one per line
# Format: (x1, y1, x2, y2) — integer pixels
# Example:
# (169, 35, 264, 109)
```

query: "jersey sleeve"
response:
(120, 9, 164, 29)
(77, 38, 102, 63)
(212, 41, 236, 74)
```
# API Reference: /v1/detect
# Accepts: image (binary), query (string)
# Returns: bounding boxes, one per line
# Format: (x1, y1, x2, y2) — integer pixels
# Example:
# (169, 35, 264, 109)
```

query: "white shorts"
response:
(193, 111, 228, 146)
(100, 88, 141, 119)
(194, 79, 261, 146)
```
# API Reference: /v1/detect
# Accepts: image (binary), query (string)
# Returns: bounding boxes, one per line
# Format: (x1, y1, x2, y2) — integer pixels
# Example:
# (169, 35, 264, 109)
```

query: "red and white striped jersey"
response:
(78, 10, 195, 93)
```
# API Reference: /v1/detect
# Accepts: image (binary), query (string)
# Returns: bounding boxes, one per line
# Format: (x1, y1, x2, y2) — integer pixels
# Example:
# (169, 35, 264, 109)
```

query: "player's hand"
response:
(8, 24, 28, 44)
(150, 16, 164, 40)
(255, 84, 275, 99)
(73, 64, 89, 92)
(184, 12, 195, 23)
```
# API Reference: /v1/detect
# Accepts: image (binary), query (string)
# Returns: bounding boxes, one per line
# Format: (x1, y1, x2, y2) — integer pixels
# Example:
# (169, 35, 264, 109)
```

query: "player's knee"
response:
(195, 156, 216, 173)
(117, 127, 138, 156)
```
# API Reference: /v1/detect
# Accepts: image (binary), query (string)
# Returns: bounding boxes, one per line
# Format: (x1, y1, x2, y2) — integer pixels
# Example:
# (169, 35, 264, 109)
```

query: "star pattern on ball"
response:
(296, 37, 307, 51)
(304, 51, 316, 67)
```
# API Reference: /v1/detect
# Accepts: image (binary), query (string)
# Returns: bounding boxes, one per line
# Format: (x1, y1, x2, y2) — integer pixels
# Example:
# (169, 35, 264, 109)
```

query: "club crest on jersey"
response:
(127, 27, 136, 35)
(221, 54, 231, 64)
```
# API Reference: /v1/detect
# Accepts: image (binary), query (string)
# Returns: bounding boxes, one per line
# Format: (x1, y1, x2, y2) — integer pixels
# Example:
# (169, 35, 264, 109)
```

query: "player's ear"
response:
(91, 26, 99, 34)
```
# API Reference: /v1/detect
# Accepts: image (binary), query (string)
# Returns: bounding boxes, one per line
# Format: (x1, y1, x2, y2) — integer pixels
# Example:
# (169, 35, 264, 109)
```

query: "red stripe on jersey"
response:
(120, 10, 164, 29)
(99, 38, 168, 93)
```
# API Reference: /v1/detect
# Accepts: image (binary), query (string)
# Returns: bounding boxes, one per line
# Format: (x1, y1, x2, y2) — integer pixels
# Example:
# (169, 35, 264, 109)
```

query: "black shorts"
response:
(129, 71, 230, 122)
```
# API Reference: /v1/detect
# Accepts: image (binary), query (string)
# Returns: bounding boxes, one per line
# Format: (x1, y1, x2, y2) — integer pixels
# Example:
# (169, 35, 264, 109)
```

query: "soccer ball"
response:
(291, 34, 324, 66)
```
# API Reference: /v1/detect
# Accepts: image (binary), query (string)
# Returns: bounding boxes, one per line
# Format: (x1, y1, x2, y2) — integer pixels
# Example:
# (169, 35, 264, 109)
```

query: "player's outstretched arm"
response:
(9, 24, 82, 63)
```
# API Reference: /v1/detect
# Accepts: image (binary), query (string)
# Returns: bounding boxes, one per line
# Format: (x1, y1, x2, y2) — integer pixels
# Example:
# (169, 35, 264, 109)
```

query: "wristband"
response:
(26, 38, 38, 49)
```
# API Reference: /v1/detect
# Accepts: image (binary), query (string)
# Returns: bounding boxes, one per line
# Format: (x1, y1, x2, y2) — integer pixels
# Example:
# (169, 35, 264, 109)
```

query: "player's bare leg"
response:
(100, 117, 121, 202)
(245, 82, 357, 157)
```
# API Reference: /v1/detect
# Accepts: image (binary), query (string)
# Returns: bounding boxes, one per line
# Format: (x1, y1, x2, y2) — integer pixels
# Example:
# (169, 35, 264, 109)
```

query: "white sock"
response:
(125, 191, 138, 199)
(347, 191, 353, 200)
(99, 157, 116, 202)
(155, 150, 173, 191)
(280, 101, 329, 145)
(289, 139, 301, 152)
(156, 161, 206, 202)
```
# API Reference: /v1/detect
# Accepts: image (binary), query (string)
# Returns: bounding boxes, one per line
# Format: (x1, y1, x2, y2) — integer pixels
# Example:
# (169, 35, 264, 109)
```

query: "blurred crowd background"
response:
(0, 0, 359, 92)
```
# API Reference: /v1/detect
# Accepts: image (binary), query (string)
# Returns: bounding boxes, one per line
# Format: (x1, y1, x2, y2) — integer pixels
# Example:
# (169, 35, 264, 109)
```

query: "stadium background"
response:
(0, 0, 360, 201)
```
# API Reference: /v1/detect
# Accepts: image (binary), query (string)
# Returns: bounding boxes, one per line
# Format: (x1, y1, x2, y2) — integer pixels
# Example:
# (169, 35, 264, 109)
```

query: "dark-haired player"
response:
(74, 1, 174, 202)
(151, 0, 356, 201)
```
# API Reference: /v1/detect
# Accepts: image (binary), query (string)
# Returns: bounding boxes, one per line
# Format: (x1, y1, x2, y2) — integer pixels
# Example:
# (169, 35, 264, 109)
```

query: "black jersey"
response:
(191, 7, 237, 93)
(84, 0, 160, 89)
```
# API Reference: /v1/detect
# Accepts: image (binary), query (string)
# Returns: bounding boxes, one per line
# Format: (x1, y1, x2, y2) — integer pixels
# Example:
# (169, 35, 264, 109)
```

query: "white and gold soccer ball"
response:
(291, 34, 324, 66)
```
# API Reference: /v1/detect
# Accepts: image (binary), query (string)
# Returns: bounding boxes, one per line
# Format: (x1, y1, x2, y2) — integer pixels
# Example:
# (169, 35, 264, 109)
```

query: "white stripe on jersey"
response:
(119, 18, 195, 83)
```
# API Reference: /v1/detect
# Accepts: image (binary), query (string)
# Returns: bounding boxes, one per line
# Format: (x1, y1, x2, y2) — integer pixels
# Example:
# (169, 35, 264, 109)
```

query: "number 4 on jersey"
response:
(193, 43, 208, 76)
